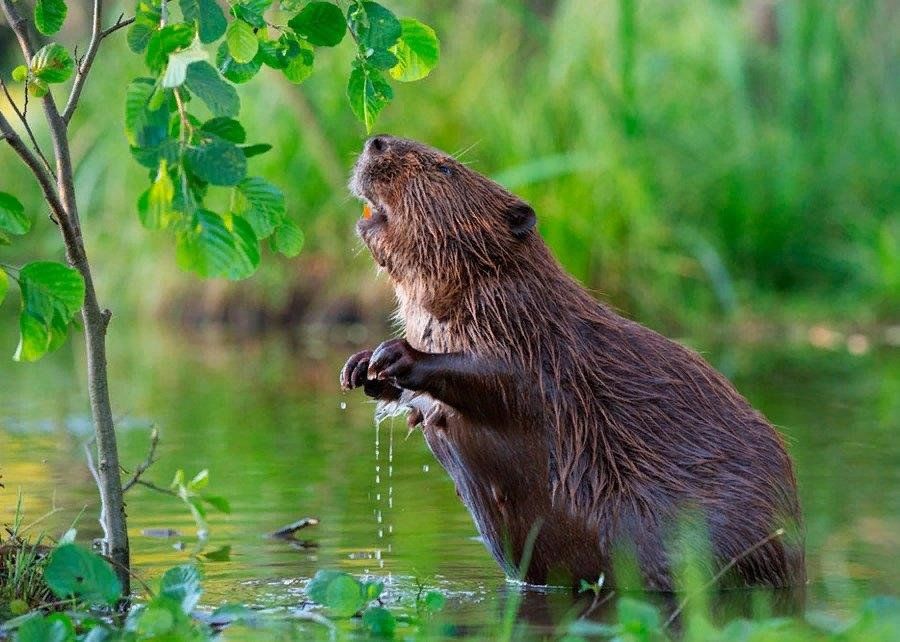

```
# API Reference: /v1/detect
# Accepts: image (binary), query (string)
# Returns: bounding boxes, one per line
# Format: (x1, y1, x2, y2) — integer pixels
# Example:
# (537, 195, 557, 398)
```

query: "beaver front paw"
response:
(340, 348, 402, 400)
(368, 338, 427, 390)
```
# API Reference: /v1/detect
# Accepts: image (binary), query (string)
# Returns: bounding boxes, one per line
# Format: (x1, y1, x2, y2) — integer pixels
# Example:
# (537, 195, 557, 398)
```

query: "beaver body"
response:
(341, 136, 805, 589)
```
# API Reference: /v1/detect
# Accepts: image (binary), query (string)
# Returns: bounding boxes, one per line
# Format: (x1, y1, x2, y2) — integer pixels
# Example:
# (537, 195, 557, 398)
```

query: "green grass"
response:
(0, 0, 897, 331)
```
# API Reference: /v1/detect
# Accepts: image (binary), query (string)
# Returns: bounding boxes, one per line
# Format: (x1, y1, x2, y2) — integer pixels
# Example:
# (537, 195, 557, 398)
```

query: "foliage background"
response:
(1, 0, 896, 336)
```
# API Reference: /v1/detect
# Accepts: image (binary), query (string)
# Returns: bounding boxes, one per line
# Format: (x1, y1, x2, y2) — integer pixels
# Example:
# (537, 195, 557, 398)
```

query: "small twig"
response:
(98, 13, 132, 39)
(122, 428, 160, 493)
(63, 0, 103, 124)
(103, 555, 157, 598)
(664, 528, 787, 627)
(583, 589, 616, 618)
(0, 77, 55, 177)
(133, 479, 178, 498)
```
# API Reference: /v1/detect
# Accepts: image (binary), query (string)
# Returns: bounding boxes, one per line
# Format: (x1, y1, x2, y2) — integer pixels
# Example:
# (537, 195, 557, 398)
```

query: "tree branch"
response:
(0, 77, 55, 177)
(99, 13, 134, 39)
(63, 0, 104, 124)
(0, 111, 69, 229)
(122, 428, 160, 493)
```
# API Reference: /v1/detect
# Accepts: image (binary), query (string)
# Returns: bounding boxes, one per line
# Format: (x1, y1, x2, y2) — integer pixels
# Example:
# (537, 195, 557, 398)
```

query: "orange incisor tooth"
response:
(363, 203, 372, 219)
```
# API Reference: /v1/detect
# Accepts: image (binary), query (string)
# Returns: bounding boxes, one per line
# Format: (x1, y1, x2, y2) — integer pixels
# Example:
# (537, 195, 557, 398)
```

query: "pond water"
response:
(1, 318, 898, 638)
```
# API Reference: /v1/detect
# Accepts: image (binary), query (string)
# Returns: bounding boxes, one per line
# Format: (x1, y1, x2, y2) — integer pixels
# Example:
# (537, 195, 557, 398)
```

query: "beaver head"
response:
(349, 136, 537, 298)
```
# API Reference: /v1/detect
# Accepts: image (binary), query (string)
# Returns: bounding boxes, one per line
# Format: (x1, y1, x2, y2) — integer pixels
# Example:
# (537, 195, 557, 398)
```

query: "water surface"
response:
(1, 319, 897, 636)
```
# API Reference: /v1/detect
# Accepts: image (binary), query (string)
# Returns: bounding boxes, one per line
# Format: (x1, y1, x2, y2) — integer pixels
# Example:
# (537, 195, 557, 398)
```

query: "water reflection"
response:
(1, 321, 897, 634)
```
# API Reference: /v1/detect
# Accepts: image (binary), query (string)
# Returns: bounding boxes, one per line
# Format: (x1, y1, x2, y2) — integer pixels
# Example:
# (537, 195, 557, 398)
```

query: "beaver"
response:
(340, 135, 805, 590)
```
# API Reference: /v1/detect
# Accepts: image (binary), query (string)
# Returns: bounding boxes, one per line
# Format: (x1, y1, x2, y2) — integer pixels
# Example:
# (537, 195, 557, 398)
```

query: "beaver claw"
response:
(340, 348, 402, 401)
(368, 338, 425, 389)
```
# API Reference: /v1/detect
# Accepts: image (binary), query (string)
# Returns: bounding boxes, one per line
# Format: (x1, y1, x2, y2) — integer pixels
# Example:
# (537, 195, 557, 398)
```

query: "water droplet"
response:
(423, 464, 430, 473)
(339, 401, 347, 410)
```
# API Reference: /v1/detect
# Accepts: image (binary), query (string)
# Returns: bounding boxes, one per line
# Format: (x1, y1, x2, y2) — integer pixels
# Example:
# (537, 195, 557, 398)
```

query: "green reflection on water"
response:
(1, 319, 897, 632)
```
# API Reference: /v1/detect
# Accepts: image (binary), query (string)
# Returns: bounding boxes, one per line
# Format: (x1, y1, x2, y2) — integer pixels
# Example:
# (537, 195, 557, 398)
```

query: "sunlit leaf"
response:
(423, 590, 446, 612)
(180, 0, 228, 44)
(281, 40, 314, 83)
(390, 18, 439, 82)
(159, 565, 202, 613)
(138, 160, 177, 230)
(185, 61, 240, 117)
(162, 39, 209, 88)
(43, 544, 122, 605)
(13, 262, 85, 362)
(11, 65, 28, 82)
(227, 19, 259, 64)
(0, 192, 30, 236)
(30, 43, 73, 84)
(216, 42, 263, 84)
(0, 269, 8, 307)
(34, 0, 67, 36)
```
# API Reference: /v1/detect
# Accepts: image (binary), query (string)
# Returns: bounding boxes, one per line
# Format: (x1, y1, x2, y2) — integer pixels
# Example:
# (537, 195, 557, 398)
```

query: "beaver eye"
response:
(437, 163, 454, 177)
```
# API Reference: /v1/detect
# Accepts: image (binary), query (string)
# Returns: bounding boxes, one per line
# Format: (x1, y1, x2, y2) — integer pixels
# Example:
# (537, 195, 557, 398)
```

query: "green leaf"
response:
(241, 143, 272, 158)
(617, 597, 661, 635)
(201, 117, 246, 143)
(180, 0, 228, 44)
(362, 607, 396, 637)
(146, 23, 196, 72)
(390, 18, 439, 82)
(271, 218, 304, 257)
(202, 545, 232, 561)
(235, 177, 285, 239)
(15, 613, 75, 642)
(11, 65, 28, 82)
(364, 581, 383, 601)
(188, 469, 209, 490)
(231, 214, 262, 272)
(423, 590, 446, 612)
(132, 602, 175, 636)
(200, 494, 231, 513)
(226, 20, 259, 64)
(347, 65, 393, 133)
(176, 210, 258, 279)
(30, 43, 73, 84)
(307, 571, 366, 617)
(230, 1, 268, 29)
(34, 0, 67, 36)
(43, 544, 122, 605)
(289, 2, 346, 47)
(186, 138, 247, 186)
(185, 61, 240, 117)
(0, 192, 30, 236)
(281, 40, 314, 83)
(159, 565, 202, 613)
(28, 80, 49, 98)
(14, 262, 85, 362)
(162, 38, 209, 88)
(349, 2, 401, 52)
(216, 42, 263, 84)
(138, 160, 177, 230)
(0, 269, 8, 307)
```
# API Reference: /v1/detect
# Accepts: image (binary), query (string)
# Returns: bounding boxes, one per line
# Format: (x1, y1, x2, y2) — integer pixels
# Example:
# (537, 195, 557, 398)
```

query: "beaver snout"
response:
(366, 135, 392, 155)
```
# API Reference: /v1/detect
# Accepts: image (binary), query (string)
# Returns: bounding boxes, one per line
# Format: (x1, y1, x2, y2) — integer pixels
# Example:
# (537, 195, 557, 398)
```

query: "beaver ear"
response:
(507, 202, 536, 238)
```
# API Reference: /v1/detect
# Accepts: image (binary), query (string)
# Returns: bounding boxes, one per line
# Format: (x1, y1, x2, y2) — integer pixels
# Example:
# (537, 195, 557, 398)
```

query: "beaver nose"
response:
(366, 135, 391, 155)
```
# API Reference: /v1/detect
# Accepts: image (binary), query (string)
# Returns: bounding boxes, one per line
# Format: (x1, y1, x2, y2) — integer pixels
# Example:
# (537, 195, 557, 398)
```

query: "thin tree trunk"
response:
(0, 0, 130, 595)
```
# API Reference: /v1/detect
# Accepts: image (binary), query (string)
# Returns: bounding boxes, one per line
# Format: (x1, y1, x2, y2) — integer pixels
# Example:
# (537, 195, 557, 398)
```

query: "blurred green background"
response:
(2, 0, 897, 335)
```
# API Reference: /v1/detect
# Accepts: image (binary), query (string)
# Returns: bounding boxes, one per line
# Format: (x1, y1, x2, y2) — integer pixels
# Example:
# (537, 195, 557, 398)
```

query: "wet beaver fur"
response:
(340, 135, 805, 590)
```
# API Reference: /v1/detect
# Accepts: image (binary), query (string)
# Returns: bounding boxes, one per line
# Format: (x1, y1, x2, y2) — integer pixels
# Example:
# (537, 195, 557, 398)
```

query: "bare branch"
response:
(0, 78, 55, 177)
(0, 111, 68, 226)
(0, 0, 36, 59)
(133, 479, 178, 498)
(99, 13, 133, 40)
(122, 428, 160, 493)
(63, 0, 104, 124)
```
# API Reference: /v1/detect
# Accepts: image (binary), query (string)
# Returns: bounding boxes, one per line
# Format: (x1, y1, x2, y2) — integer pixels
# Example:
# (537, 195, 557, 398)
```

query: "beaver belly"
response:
(420, 411, 608, 585)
